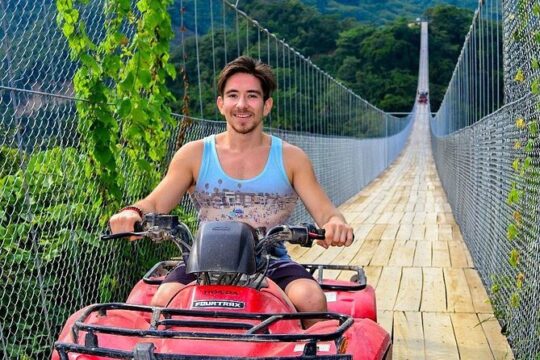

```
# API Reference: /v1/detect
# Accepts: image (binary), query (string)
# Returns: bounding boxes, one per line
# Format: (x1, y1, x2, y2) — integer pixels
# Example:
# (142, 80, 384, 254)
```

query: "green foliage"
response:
(287, 0, 479, 23)
(500, 7, 540, 353)
(56, 0, 177, 213)
(237, 2, 477, 112)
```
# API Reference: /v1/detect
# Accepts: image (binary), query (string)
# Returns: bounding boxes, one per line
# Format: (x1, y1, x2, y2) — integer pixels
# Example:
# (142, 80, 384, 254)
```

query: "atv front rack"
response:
(55, 303, 353, 360)
(301, 264, 367, 291)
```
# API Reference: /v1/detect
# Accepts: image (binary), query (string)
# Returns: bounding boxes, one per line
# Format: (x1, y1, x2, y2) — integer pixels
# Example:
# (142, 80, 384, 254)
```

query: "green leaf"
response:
(532, 79, 540, 95)
(510, 292, 520, 308)
(80, 53, 100, 74)
(103, 54, 121, 77)
(118, 99, 132, 118)
(119, 72, 135, 92)
(509, 249, 519, 267)
(507, 183, 520, 205)
(525, 138, 535, 153)
(534, 3, 540, 15)
(164, 63, 176, 79)
(136, 158, 152, 172)
(136, 0, 149, 12)
(512, 158, 520, 172)
(529, 121, 539, 136)
(507, 223, 518, 241)
(523, 157, 532, 172)
(138, 69, 152, 87)
(62, 23, 75, 37)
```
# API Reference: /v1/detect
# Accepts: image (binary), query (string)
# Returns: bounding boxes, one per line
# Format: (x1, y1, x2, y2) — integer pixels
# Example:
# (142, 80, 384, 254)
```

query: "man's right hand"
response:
(108, 208, 143, 241)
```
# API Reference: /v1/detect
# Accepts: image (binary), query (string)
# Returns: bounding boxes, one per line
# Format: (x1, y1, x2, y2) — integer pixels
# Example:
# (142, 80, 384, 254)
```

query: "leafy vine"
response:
(56, 0, 176, 216)
(503, 0, 540, 325)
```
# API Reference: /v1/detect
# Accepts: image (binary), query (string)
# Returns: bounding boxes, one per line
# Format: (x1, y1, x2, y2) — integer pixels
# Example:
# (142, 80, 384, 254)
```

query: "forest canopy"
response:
(227, 1, 480, 112)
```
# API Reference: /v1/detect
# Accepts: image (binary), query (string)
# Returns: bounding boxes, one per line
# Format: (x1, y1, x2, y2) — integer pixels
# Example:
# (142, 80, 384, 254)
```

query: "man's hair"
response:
(217, 56, 277, 101)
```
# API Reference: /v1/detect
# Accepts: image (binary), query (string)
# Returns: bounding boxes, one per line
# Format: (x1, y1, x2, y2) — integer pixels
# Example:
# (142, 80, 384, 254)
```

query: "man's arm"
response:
(108, 140, 202, 236)
(284, 143, 354, 248)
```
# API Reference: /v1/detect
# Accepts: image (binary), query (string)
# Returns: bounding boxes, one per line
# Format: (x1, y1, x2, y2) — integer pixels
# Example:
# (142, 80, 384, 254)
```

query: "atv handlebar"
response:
(101, 214, 194, 254)
(102, 214, 324, 249)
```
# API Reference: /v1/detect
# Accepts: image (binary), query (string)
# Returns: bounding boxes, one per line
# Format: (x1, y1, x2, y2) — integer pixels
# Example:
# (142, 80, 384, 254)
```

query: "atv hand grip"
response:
(288, 225, 324, 247)
(101, 222, 145, 240)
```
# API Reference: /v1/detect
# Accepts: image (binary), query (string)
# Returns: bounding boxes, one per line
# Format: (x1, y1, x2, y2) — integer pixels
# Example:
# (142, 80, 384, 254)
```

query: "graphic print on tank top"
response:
(190, 135, 298, 231)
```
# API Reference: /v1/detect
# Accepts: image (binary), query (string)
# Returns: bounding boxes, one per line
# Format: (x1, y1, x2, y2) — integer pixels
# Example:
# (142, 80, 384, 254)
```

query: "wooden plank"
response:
(411, 224, 426, 241)
(365, 211, 382, 224)
(421, 267, 446, 312)
(438, 224, 453, 241)
(377, 310, 394, 336)
(370, 240, 395, 266)
(425, 212, 437, 224)
(452, 224, 464, 241)
(393, 311, 425, 360)
(350, 212, 370, 225)
(413, 212, 426, 224)
(394, 267, 422, 311)
(444, 268, 475, 313)
(294, 243, 325, 264)
(448, 241, 470, 268)
(389, 240, 415, 267)
(381, 224, 400, 240)
(390, 212, 406, 224)
(432, 241, 451, 267)
(451, 313, 493, 360)
(396, 224, 413, 241)
(400, 212, 414, 224)
(352, 224, 375, 241)
(413, 241, 432, 267)
(478, 313, 514, 360)
(376, 212, 393, 224)
(463, 269, 493, 313)
(425, 224, 438, 241)
(375, 266, 402, 310)
(351, 240, 380, 266)
(423, 312, 460, 360)
(287, 244, 310, 259)
(464, 245, 475, 268)
(364, 266, 383, 288)
(366, 224, 387, 241)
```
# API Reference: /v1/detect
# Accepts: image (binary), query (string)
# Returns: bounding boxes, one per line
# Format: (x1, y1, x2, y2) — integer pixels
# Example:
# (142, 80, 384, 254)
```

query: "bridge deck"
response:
(289, 113, 514, 359)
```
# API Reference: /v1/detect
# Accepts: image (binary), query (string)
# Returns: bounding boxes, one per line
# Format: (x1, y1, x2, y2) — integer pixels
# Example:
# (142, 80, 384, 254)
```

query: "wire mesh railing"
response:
(431, 0, 540, 358)
(0, 0, 413, 358)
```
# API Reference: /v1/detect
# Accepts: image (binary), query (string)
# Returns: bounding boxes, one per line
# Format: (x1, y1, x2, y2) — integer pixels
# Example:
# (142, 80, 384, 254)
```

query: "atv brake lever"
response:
(101, 231, 147, 240)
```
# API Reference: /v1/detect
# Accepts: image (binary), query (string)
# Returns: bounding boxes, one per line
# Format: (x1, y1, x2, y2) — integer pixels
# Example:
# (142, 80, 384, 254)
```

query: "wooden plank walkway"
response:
(289, 113, 514, 359)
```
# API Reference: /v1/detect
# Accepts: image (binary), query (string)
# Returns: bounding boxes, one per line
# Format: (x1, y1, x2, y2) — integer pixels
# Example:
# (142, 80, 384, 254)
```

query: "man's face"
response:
(217, 72, 273, 135)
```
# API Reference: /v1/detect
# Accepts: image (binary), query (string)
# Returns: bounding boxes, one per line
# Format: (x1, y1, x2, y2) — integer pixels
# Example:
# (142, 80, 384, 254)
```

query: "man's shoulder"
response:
(172, 139, 205, 161)
(281, 139, 306, 158)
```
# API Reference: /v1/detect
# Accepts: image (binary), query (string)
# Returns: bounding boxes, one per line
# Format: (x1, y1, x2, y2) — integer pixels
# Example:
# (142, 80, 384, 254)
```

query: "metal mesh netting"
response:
(0, 0, 413, 358)
(431, 0, 540, 358)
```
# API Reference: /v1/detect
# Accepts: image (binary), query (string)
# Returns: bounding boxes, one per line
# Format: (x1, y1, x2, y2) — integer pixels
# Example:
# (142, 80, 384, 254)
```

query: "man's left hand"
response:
(316, 220, 354, 249)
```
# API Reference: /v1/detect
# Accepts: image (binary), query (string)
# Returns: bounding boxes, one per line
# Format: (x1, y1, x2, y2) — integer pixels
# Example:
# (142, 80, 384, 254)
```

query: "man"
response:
(109, 56, 354, 327)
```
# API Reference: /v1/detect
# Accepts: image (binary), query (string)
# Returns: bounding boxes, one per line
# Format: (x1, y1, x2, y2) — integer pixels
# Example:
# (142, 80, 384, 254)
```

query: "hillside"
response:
(298, 0, 479, 23)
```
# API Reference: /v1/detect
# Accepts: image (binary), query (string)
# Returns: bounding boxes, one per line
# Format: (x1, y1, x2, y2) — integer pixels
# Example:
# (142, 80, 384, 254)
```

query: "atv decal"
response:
(192, 300, 245, 309)
(325, 292, 337, 302)
(294, 343, 331, 352)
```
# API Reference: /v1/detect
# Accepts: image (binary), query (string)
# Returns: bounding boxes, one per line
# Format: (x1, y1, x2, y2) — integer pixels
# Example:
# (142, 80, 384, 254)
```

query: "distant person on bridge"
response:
(108, 55, 354, 327)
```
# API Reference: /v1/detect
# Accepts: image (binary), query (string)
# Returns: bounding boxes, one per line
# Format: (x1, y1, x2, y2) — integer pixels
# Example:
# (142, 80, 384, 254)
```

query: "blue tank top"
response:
(190, 135, 298, 259)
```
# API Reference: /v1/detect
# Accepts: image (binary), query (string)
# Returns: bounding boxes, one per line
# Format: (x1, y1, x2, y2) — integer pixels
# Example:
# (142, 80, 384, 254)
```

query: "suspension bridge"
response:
(292, 22, 513, 359)
(1, 0, 538, 359)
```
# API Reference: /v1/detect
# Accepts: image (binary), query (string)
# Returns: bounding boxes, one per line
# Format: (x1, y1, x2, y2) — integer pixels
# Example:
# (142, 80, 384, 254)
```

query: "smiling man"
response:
(109, 56, 354, 327)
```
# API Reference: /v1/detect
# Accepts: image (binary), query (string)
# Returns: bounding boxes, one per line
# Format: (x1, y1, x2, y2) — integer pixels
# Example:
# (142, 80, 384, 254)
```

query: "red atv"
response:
(52, 214, 392, 359)
(417, 91, 428, 104)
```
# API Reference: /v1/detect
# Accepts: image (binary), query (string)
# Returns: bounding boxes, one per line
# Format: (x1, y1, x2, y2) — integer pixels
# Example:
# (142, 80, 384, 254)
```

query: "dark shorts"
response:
(162, 259, 316, 291)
